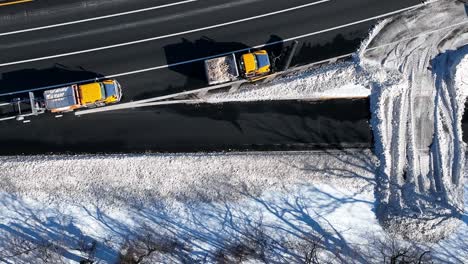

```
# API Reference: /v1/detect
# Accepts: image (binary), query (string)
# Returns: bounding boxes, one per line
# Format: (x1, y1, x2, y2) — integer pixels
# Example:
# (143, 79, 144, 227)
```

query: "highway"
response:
(0, 0, 422, 153)
(0, 99, 373, 154)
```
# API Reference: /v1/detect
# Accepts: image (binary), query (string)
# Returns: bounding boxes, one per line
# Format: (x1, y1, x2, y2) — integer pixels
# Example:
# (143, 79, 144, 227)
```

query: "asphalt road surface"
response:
(0, 0, 422, 153)
(0, 99, 373, 154)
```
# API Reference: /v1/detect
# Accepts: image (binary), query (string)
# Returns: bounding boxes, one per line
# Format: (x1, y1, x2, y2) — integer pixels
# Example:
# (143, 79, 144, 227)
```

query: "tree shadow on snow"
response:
(0, 194, 118, 263)
(0, 180, 375, 263)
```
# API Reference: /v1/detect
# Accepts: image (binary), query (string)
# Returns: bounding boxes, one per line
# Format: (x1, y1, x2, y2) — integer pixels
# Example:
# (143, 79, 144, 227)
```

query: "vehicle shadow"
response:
(0, 64, 104, 97)
(163, 35, 287, 77)
(137, 35, 287, 101)
(134, 37, 250, 100)
(162, 36, 249, 92)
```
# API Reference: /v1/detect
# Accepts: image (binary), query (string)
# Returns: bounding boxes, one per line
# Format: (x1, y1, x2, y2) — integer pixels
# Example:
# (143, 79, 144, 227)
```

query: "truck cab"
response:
(239, 50, 271, 79)
(78, 79, 122, 106)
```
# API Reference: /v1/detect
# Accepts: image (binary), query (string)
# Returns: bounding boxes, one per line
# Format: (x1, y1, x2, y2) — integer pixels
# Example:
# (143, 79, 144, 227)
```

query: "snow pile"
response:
(360, 0, 468, 242)
(205, 55, 238, 84)
(0, 150, 381, 263)
(203, 60, 372, 102)
(0, 150, 466, 263)
(0, 150, 376, 207)
(458, 55, 468, 97)
(431, 47, 468, 215)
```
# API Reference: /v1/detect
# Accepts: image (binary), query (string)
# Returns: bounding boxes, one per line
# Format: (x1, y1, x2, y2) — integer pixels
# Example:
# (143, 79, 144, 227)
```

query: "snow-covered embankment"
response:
(359, 0, 468, 241)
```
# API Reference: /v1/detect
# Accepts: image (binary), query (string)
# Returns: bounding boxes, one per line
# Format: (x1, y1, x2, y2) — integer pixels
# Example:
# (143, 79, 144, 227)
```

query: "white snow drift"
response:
(202, 60, 372, 102)
(360, 0, 467, 242)
(0, 151, 466, 263)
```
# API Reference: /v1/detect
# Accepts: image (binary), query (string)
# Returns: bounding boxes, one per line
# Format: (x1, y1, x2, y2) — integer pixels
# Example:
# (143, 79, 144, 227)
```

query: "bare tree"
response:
(0, 235, 66, 264)
(285, 234, 325, 264)
(302, 238, 321, 264)
(373, 234, 433, 264)
(74, 236, 97, 264)
(117, 231, 190, 264)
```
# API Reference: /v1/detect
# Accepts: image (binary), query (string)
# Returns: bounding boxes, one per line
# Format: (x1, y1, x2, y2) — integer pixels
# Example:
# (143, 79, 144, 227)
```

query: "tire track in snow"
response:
(361, 0, 468, 242)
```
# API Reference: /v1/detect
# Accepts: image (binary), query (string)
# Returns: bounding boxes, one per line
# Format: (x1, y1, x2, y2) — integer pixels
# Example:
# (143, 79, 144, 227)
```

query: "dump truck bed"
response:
(78, 82, 105, 105)
(204, 54, 239, 85)
(44, 85, 80, 112)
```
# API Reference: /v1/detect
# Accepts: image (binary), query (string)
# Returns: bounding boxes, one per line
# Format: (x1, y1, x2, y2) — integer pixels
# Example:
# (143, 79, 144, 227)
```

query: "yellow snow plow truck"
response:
(43, 79, 122, 113)
(204, 50, 272, 85)
(239, 50, 271, 78)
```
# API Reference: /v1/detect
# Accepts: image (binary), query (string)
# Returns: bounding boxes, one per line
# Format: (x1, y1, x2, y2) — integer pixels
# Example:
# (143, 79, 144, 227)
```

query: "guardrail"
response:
(75, 52, 355, 116)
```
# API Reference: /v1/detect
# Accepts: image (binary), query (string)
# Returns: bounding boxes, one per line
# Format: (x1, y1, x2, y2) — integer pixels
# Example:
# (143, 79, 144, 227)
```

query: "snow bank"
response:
(0, 150, 376, 208)
(457, 55, 468, 97)
(0, 150, 380, 263)
(202, 60, 372, 103)
(361, 0, 468, 242)
(1, 150, 466, 263)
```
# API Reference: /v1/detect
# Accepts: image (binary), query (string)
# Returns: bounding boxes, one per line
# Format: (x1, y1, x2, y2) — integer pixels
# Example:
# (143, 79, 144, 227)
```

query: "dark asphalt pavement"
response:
(0, 0, 422, 153)
(0, 99, 372, 154)
(0, 0, 422, 99)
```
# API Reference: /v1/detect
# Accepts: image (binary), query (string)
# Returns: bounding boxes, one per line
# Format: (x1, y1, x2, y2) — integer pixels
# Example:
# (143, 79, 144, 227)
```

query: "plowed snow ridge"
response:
(360, 0, 467, 242)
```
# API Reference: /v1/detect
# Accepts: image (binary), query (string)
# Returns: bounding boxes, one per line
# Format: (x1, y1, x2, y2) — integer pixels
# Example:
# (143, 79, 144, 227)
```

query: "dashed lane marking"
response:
(0, 0, 33, 7)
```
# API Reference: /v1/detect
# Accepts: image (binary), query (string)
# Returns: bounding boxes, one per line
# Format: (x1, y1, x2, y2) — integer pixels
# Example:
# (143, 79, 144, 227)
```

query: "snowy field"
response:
(0, 150, 466, 263)
(1, 0, 468, 263)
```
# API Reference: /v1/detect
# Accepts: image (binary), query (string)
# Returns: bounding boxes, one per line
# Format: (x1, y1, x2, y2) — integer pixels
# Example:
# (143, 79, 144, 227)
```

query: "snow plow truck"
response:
(204, 50, 272, 85)
(44, 79, 122, 113)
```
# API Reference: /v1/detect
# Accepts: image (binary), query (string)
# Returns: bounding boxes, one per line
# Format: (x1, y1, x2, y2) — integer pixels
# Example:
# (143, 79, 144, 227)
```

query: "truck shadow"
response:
(0, 64, 104, 98)
(140, 35, 286, 101)
(164, 36, 250, 82)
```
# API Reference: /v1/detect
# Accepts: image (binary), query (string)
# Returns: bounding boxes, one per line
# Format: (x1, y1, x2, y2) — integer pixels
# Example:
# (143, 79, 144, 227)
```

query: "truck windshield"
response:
(104, 82, 118, 98)
(256, 54, 270, 68)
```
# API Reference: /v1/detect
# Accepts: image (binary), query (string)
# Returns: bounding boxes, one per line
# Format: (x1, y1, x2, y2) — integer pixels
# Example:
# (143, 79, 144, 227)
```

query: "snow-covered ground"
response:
(1, 0, 467, 263)
(360, 0, 468, 242)
(0, 150, 466, 263)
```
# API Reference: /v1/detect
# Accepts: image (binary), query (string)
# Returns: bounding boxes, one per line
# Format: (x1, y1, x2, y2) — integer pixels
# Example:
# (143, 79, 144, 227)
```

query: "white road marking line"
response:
(0, 0, 331, 67)
(110, 2, 433, 77)
(0, 1, 437, 97)
(0, 0, 198, 37)
(0, 0, 33, 7)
